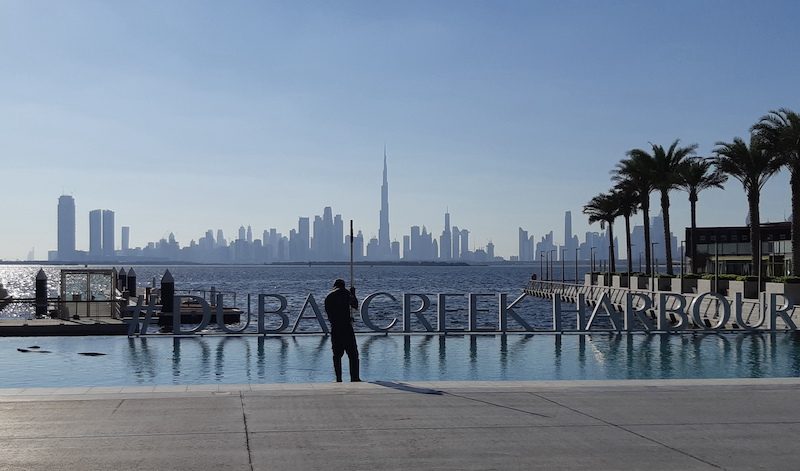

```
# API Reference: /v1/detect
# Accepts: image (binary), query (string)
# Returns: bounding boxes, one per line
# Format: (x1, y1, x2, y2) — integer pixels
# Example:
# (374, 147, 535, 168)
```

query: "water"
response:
(0, 264, 558, 330)
(2, 264, 799, 387)
(3, 333, 800, 388)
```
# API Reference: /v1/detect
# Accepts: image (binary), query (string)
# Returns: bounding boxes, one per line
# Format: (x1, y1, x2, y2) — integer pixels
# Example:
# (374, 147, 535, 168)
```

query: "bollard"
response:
(118, 267, 127, 291)
(35, 268, 47, 317)
(161, 270, 174, 313)
(127, 268, 137, 297)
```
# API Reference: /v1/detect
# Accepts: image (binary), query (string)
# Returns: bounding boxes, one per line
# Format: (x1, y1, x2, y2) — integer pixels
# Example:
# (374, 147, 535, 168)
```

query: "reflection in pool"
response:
(2, 333, 800, 388)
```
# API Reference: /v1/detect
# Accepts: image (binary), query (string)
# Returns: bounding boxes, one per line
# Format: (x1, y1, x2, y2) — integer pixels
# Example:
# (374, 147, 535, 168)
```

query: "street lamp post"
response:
(680, 240, 685, 280)
(590, 247, 597, 274)
(638, 252, 643, 273)
(651, 242, 659, 292)
(540, 251, 545, 280)
(549, 249, 557, 283)
(561, 248, 566, 284)
(575, 247, 579, 284)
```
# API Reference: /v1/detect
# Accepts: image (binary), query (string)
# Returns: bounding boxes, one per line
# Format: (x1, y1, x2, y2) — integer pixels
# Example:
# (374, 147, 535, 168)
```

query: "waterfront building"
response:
(246, 225, 253, 243)
(57, 195, 76, 261)
(487, 241, 495, 260)
(686, 222, 792, 276)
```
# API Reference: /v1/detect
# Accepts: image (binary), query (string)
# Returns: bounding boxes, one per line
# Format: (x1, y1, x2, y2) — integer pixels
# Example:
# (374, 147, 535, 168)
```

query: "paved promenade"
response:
(1, 378, 799, 470)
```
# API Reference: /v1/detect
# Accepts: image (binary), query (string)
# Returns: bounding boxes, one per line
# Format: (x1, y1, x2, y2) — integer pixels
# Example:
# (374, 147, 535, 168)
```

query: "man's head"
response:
(333, 279, 346, 289)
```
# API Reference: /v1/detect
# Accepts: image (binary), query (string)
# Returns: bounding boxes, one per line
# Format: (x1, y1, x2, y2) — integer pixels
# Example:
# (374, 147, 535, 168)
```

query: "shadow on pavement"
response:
(371, 381, 443, 395)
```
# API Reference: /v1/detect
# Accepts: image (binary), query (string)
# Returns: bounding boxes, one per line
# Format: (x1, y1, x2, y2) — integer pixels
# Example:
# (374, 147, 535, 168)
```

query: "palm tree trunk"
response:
(660, 190, 674, 275)
(689, 193, 697, 273)
(642, 198, 652, 275)
(608, 222, 615, 273)
(748, 188, 761, 277)
(625, 214, 632, 274)
(791, 169, 800, 276)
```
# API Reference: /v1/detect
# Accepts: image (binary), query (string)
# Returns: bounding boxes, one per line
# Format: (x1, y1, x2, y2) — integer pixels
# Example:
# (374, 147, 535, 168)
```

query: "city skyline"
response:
(2, 2, 796, 260)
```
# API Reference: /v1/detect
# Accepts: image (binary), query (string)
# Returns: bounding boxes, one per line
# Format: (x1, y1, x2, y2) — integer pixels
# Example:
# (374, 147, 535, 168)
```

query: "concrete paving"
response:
(1, 378, 799, 470)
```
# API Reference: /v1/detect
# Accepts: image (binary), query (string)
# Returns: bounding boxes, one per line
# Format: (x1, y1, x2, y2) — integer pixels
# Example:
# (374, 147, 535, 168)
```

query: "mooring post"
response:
(161, 270, 174, 313)
(118, 267, 127, 292)
(210, 286, 216, 306)
(127, 267, 137, 297)
(35, 268, 47, 317)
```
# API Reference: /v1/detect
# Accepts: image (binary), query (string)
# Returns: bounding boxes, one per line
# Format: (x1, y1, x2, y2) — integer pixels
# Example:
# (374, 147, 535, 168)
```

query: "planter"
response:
(597, 274, 612, 287)
(764, 282, 800, 305)
(727, 280, 759, 299)
(630, 276, 650, 290)
(584, 273, 597, 286)
(697, 278, 728, 295)
(612, 275, 630, 288)
(671, 278, 697, 294)
(654, 277, 672, 291)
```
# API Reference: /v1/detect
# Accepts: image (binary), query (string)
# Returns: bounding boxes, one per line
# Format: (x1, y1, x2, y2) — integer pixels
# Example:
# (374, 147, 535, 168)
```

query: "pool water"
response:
(2, 333, 800, 388)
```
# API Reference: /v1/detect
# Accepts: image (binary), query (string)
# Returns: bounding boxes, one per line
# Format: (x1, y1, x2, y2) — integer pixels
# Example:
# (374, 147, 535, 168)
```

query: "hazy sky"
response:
(1, 1, 797, 260)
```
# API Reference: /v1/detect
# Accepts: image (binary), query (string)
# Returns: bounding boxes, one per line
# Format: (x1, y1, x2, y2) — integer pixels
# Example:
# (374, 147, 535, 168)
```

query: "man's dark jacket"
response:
(324, 287, 359, 334)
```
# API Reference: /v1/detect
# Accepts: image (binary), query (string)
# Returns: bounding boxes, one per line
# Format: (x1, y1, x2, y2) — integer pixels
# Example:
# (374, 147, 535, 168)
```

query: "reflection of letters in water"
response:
(126, 291, 799, 335)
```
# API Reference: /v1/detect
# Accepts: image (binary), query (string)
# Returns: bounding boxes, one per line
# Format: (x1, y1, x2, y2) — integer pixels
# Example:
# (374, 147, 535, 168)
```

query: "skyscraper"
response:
(57, 195, 76, 260)
(89, 209, 102, 257)
(378, 147, 391, 259)
(121, 226, 130, 252)
(440, 210, 452, 260)
(102, 210, 115, 257)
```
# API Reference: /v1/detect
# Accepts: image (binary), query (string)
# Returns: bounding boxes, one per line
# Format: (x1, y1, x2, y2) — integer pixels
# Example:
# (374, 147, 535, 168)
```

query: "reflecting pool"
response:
(2, 333, 800, 388)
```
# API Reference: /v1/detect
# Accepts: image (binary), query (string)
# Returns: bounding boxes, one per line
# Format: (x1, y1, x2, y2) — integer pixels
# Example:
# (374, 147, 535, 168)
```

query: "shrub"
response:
(734, 275, 759, 282)
(776, 276, 800, 284)
(682, 273, 701, 280)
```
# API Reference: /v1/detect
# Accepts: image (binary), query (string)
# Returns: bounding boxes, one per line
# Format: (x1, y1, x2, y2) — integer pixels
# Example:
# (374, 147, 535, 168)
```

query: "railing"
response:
(524, 280, 792, 329)
(0, 297, 127, 320)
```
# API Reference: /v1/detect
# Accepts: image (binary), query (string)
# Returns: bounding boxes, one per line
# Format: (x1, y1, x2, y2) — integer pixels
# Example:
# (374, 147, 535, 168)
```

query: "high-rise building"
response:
(378, 148, 391, 259)
(102, 210, 115, 257)
(121, 226, 130, 252)
(246, 225, 253, 243)
(57, 195, 76, 260)
(518, 227, 531, 261)
(452, 225, 460, 260)
(440, 210, 452, 260)
(89, 209, 102, 257)
(297, 217, 310, 261)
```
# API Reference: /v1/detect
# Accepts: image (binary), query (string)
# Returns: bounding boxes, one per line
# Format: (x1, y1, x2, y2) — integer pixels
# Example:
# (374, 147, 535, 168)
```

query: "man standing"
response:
(324, 278, 361, 382)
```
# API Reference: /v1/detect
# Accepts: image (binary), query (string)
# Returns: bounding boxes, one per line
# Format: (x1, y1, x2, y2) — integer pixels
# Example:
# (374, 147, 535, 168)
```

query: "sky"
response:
(1, 0, 798, 260)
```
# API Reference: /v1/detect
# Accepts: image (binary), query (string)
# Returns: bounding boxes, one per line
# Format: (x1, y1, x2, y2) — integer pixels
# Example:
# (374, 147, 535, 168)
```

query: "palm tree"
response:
(712, 136, 782, 277)
(614, 180, 640, 274)
(613, 153, 655, 275)
(752, 108, 800, 275)
(583, 192, 618, 273)
(677, 157, 727, 273)
(627, 140, 697, 275)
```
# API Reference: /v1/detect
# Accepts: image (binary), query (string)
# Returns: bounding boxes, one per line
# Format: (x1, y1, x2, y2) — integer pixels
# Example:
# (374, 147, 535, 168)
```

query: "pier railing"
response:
(524, 280, 796, 329)
(0, 297, 127, 320)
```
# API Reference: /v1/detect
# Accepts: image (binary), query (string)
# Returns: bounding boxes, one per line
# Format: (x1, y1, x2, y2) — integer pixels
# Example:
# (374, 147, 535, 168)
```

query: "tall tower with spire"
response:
(378, 147, 391, 258)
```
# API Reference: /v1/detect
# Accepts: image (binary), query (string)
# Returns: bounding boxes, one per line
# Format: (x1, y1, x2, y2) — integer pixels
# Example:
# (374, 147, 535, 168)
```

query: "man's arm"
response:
(349, 287, 359, 309)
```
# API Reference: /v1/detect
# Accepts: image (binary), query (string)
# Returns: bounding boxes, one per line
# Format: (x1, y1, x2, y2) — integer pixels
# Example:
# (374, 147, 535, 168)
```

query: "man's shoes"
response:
(335, 378, 343, 383)
(351, 378, 362, 382)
